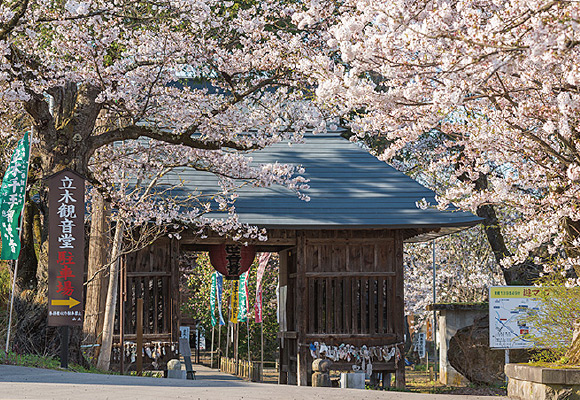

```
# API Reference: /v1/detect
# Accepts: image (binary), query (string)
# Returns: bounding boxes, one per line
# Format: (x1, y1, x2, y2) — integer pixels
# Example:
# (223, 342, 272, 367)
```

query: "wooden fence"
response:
(219, 357, 261, 382)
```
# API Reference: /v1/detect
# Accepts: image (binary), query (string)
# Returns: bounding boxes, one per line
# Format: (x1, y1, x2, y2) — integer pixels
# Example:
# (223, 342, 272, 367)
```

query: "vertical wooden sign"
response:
(47, 169, 85, 326)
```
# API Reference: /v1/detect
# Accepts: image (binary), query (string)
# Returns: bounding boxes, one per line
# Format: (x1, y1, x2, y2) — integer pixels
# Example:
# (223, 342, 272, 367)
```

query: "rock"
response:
(312, 372, 332, 387)
(448, 315, 531, 385)
(166, 359, 186, 379)
(312, 358, 333, 372)
(312, 359, 332, 387)
(167, 359, 181, 370)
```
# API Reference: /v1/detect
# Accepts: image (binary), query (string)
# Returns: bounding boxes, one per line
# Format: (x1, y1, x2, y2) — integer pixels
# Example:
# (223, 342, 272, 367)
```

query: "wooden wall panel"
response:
(115, 238, 177, 339)
(300, 230, 402, 346)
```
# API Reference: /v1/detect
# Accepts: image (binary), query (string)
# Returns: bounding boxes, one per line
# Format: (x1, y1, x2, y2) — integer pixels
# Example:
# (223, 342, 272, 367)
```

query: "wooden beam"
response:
(305, 238, 394, 245)
(305, 333, 397, 340)
(276, 331, 298, 339)
(126, 271, 171, 277)
(289, 271, 396, 279)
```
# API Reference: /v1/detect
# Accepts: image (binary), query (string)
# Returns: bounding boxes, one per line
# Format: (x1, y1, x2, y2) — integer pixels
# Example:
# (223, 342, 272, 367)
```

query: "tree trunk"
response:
(96, 220, 124, 371)
(472, 175, 542, 285)
(82, 192, 111, 363)
(567, 320, 580, 365)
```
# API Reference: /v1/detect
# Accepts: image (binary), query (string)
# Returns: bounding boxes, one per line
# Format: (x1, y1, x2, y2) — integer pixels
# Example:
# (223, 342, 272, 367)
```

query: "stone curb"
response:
(505, 363, 580, 385)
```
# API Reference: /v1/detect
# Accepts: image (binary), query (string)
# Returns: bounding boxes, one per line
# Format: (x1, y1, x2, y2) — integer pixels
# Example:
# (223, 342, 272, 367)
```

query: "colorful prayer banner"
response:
(0, 133, 30, 260)
(254, 253, 270, 323)
(216, 272, 225, 326)
(210, 272, 217, 327)
(238, 271, 249, 322)
(230, 279, 239, 323)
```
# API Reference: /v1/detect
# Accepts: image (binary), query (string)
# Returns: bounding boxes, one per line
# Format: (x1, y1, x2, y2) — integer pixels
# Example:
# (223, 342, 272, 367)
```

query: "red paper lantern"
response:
(208, 244, 256, 280)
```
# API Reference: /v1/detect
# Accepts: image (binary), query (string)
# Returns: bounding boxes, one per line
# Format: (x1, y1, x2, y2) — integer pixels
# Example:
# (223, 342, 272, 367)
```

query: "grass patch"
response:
(526, 361, 580, 369)
(0, 349, 115, 374)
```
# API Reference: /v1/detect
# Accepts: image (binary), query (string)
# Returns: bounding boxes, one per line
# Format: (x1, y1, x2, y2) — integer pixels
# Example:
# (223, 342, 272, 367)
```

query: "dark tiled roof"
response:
(160, 132, 481, 241)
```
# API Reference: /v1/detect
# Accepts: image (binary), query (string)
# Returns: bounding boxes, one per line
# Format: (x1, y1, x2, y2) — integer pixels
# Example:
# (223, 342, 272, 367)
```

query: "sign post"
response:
(489, 286, 541, 383)
(47, 169, 85, 368)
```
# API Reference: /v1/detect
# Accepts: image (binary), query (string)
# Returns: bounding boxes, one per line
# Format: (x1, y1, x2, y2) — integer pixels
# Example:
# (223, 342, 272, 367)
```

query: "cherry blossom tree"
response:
(0, 0, 319, 360)
(294, 0, 580, 360)
(404, 228, 504, 319)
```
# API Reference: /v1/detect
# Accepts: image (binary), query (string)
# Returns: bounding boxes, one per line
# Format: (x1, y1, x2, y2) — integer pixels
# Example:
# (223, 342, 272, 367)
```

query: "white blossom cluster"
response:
(295, 0, 580, 281)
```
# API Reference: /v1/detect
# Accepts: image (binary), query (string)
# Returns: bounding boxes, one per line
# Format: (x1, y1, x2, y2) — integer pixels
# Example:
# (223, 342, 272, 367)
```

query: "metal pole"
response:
(505, 349, 510, 384)
(261, 322, 264, 381)
(225, 289, 230, 360)
(218, 324, 222, 368)
(60, 326, 69, 368)
(5, 129, 34, 353)
(432, 240, 438, 381)
(211, 326, 215, 368)
(196, 326, 200, 364)
(247, 320, 251, 363)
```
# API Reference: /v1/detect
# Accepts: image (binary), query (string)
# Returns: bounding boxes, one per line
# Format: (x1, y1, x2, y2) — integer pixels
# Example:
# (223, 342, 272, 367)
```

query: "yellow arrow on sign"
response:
(51, 297, 80, 308)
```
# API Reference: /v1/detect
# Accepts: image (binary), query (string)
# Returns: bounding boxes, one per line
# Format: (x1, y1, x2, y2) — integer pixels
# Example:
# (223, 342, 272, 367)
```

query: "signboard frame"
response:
(47, 169, 85, 327)
(489, 286, 541, 350)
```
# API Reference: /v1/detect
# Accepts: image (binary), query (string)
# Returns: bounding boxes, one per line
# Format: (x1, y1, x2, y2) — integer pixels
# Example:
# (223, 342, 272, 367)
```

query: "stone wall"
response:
(506, 363, 580, 400)
(429, 303, 487, 385)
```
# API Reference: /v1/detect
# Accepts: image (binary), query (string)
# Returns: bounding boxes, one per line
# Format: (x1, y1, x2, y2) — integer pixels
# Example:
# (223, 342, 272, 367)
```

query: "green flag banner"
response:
(0, 134, 30, 260)
(238, 271, 249, 323)
(230, 280, 239, 323)
(210, 272, 217, 327)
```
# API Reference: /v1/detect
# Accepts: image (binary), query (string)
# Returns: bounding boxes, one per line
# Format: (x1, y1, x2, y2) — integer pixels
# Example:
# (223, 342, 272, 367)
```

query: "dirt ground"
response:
(199, 358, 506, 397)
(260, 366, 506, 396)
(393, 368, 507, 396)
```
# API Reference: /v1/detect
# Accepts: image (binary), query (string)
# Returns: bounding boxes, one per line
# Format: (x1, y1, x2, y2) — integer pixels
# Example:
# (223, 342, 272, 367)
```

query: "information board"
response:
(414, 332, 426, 358)
(47, 169, 85, 326)
(489, 286, 541, 349)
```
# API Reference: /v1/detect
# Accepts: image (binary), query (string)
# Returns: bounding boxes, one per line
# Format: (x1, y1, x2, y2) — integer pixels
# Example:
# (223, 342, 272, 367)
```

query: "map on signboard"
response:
(489, 286, 541, 349)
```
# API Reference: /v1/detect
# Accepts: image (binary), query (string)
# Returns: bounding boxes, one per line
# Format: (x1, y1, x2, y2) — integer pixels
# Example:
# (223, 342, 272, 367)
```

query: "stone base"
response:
(506, 363, 580, 400)
(312, 372, 331, 387)
(441, 365, 470, 386)
(340, 372, 365, 389)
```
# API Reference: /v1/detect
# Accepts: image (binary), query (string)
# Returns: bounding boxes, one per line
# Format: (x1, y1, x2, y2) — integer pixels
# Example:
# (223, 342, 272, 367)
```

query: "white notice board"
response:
(489, 286, 541, 349)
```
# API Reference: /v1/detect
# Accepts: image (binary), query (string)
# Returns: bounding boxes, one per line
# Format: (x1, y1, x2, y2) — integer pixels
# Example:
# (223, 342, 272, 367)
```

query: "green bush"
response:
(0, 262, 10, 346)
(524, 281, 580, 363)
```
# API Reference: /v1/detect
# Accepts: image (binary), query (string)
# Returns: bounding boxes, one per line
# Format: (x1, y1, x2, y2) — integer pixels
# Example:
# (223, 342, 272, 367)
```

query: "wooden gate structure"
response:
(115, 131, 481, 384)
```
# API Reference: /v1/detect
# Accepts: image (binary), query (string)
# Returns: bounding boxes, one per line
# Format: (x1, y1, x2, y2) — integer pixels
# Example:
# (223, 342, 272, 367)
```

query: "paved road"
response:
(0, 364, 508, 400)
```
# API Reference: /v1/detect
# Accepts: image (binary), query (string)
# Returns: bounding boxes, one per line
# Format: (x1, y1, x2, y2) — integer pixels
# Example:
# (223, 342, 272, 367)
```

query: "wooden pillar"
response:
(297, 345, 309, 387)
(395, 348, 406, 388)
(296, 232, 309, 386)
(170, 239, 180, 342)
(136, 298, 143, 375)
(278, 336, 288, 384)
(394, 231, 406, 388)
(278, 249, 289, 384)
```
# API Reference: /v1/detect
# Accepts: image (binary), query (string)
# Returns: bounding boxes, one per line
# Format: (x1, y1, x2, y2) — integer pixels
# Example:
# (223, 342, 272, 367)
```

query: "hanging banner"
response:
(210, 272, 217, 327)
(230, 280, 239, 323)
(47, 169, 85, 326)
(216, 272, 225, 326)
(0, 133, 30, 260)
(238, 271, 249, 322)
(254, 253, 270, 323)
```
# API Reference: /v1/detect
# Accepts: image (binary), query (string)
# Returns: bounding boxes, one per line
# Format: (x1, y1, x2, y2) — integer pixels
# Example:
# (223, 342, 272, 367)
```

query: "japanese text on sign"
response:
(48, 170, 85, 326)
